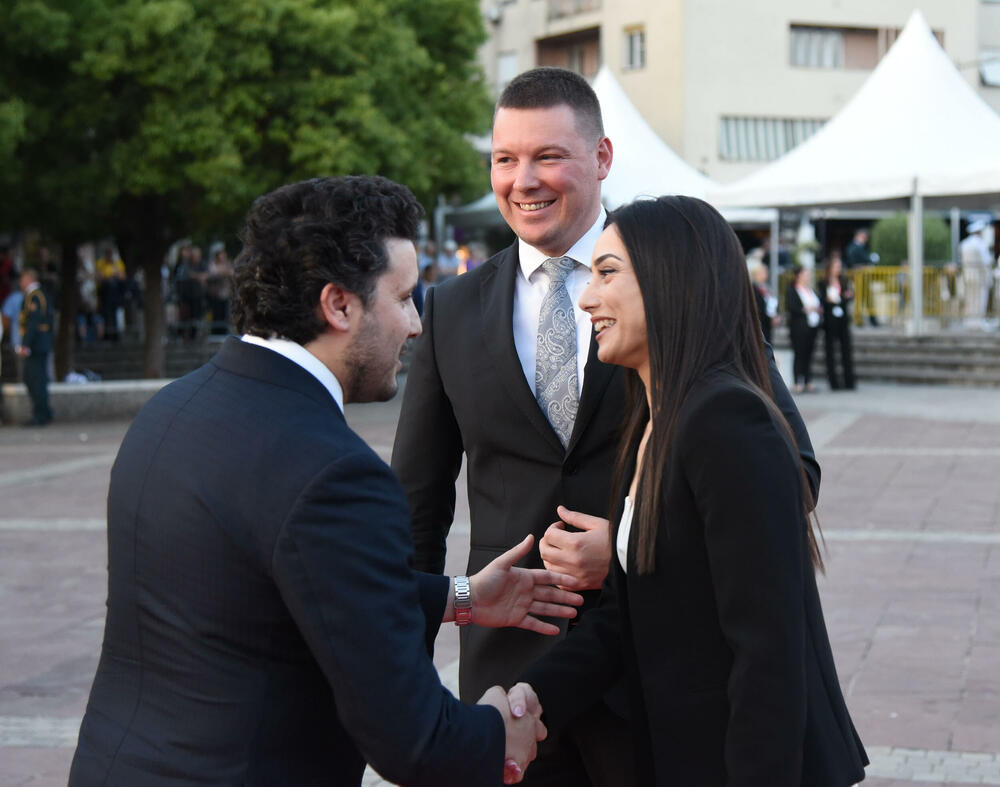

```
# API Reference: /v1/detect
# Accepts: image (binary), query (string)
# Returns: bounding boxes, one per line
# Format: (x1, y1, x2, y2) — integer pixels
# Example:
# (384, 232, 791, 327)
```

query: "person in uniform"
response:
(18, 268, 54, 426)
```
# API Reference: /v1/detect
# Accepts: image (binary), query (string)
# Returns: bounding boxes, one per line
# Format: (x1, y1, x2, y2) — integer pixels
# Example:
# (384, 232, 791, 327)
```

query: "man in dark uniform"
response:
(17, 268, 53, 426)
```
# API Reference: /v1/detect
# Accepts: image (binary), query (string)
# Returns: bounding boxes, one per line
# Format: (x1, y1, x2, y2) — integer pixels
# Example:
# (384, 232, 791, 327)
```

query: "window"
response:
(982, 51, 1000, 87)
(624, 27, 645, 70)
(790, 26, 844, 68)
(497, 51, 518, 93)
(790, 23, 943, 69)
(718, 116, 827, 162)
(537, 28, 600, 77)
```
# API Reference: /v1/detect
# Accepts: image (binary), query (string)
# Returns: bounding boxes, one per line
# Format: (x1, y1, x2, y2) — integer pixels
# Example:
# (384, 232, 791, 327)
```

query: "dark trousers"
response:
(824, 318, 855, 389)
(790, 324, 818, 385)
(24, 352, 52, 424)
(521, 701, 634, 787)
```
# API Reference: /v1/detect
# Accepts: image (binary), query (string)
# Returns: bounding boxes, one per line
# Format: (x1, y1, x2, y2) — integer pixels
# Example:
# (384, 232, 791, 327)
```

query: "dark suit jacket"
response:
(392, 243, 820, 704)
(19, 286, 53, 354)
(70, 337, 503, 787)
(526, 369, 868, 786)
(786, 284, 818, 337)
(817, 275, 854, 326)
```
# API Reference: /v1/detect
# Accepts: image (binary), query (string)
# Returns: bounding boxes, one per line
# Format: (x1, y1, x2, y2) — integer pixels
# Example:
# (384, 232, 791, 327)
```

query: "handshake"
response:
(478, 682, 545, 785)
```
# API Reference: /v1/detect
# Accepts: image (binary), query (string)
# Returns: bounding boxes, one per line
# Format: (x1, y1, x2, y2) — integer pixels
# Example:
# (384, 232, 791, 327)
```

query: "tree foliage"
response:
(871, 213, 952, 267)
(1, 0, 493, 374)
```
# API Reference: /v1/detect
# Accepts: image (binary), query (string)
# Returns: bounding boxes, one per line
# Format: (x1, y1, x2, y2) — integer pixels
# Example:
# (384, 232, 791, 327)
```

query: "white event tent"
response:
(593, 67, 715, 207)
(710, 10, 1000, 332)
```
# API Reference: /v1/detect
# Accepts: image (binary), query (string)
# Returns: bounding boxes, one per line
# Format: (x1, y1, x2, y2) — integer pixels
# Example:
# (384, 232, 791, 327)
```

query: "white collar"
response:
(241, 334, 344, 412)
(518, 207, 607, 280)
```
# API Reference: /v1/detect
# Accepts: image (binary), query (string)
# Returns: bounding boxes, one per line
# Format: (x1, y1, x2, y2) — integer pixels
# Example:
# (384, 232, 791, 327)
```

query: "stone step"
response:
(848, 365, 1000, 386)
(773, 329, 1000, 386)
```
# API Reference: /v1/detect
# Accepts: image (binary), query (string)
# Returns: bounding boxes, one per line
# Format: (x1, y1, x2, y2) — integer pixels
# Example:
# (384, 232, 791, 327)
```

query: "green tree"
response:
(871, 213, 951, 267)
(2, 0, 492, 376)
(0, 0, 113, 378)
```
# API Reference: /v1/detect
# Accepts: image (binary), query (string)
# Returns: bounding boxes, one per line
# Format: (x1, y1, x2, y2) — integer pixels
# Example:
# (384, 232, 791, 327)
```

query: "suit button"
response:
(564, 463, 578, 476)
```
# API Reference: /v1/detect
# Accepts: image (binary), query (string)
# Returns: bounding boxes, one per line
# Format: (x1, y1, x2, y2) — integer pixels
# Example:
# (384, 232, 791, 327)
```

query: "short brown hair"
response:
(495, 67, 604, 144)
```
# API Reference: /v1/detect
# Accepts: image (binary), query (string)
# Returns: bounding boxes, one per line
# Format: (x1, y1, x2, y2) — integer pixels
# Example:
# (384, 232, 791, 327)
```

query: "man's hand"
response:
(467, 535, 583, 635)
(478, 685, 546, 784)
(539, 506, 611, 590)
(16, 346, 29, 358)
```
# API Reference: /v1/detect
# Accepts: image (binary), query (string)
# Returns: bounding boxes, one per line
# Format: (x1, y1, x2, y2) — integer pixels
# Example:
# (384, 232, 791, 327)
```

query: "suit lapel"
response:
(567, 332, 616, 454)
(480, 247, 565, 455)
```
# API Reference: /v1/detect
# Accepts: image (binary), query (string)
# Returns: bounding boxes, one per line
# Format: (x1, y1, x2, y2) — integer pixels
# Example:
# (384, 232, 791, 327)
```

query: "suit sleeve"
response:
(786, 285, 803, 318)
(415, 571, 450, 655)
(392, 285, 466, 574)
(680, 387, 808, 786)
(271, 451, 503, 787)
(522, 568, 623, 735)
(763, 342, 820, 503)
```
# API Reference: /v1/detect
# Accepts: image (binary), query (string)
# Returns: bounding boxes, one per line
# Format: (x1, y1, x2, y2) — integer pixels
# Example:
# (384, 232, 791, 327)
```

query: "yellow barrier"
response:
(776, 266, 998, 326)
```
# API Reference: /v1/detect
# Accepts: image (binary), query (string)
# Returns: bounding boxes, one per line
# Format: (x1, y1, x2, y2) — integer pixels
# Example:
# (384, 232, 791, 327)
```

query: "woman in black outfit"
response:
(516, 197, 868, 787)
(818, 253, 856, 390)
(786, 264, 822, 393)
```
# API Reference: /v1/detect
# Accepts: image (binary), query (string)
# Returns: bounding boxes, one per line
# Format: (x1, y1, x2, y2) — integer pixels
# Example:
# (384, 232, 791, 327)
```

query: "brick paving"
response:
(1, 381, 999, 786)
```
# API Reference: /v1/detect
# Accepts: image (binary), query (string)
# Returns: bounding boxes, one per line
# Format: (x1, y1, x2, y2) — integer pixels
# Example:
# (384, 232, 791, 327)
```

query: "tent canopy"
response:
(710, 10, 1000, 211)
(593, 67, 715, 206)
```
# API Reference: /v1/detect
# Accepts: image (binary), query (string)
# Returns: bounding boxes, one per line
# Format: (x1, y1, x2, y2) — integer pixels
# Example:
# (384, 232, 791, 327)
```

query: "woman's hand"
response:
(539, 506, 611, 591)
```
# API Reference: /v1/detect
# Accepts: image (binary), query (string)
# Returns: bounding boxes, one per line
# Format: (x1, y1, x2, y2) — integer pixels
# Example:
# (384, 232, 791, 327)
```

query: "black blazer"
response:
(786, 283, 819, 336)
(70, 338, 503, 787)
(392, 243, 821, 704)
(526, 370, 868, 786)
(817, 275, 854, 325)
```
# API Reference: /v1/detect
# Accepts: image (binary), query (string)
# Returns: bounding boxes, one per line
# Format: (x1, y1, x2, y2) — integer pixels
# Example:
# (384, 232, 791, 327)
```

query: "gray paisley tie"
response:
(535, 257, 579, 448)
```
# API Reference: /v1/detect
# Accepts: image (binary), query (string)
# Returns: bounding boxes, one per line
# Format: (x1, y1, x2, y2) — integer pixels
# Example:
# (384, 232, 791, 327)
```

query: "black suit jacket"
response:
(392, 243, 819, 704)
(70, 338, 503, 787)
(526, 369, 868, 786)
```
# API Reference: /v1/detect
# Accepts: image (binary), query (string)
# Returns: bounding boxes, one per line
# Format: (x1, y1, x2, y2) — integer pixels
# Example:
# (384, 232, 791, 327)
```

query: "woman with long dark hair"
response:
(818, 253, 856, 390)
(786, 264, 822, 393)
(519, 197, 867, 786)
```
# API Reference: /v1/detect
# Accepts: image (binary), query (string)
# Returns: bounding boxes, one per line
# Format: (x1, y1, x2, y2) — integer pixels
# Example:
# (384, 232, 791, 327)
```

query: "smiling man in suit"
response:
(68, 175, 588, 787)
(392, 68, 821, 786)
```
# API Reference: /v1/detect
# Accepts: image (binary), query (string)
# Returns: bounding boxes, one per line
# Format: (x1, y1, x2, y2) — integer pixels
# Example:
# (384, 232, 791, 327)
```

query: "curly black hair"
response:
(232, 175, 423, 345)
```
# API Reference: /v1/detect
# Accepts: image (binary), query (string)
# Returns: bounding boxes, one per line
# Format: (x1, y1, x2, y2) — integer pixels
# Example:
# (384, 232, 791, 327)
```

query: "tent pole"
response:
(770, 211, 780, 297)
(908, 182, 924, 336)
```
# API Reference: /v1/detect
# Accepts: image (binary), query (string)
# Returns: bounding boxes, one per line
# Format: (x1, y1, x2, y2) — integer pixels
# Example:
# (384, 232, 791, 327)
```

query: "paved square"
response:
(1, 382, 999, 786)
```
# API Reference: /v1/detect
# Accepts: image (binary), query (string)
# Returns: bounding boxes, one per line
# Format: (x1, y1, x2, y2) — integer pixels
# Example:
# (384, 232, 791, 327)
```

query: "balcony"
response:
(547, 0, 601, 22)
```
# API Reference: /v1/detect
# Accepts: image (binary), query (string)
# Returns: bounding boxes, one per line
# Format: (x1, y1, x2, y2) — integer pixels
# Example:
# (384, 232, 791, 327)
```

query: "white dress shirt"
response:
(512, 209, 607, 396)
(241, 334, 345, 412)
(616, 496, 634, 574)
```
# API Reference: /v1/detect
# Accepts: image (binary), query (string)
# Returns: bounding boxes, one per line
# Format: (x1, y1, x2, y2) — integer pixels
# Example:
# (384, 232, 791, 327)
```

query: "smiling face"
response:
(490, 105, 612, 257)
(345, 238, 422, 403)
(579, 224, 649, 383)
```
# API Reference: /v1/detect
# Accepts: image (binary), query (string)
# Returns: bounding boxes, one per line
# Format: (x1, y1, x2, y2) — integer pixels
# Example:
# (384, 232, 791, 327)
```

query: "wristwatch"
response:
(453, 576, 472, 626)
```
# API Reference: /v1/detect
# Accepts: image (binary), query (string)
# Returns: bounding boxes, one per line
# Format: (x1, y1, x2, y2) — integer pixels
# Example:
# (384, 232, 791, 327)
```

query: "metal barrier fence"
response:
(776, 266, 999, 327)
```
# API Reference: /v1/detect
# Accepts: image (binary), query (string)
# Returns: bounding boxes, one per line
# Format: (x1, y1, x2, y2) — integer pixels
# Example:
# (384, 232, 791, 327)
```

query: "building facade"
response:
(478, 0, 1000, 183)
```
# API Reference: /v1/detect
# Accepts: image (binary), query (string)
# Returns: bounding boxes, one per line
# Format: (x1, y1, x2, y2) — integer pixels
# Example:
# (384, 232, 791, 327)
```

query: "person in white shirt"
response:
(960, 219, 994, 327)
(786, 264, 823, 392)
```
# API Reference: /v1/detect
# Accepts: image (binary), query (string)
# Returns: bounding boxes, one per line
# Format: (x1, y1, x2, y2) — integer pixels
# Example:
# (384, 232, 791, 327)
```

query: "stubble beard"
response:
(343, 313, 399, 404)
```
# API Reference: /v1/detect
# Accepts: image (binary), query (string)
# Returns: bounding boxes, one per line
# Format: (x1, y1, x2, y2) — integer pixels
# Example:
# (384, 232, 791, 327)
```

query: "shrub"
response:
(870, 213, 951, 266)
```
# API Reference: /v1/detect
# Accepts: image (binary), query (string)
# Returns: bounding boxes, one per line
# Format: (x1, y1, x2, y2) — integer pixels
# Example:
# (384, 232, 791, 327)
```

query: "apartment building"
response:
(479, 0, 1000, 183)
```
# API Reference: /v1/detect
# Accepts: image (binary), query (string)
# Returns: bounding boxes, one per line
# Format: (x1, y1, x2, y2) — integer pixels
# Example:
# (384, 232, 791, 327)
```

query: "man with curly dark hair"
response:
(70, 175, 584, 787)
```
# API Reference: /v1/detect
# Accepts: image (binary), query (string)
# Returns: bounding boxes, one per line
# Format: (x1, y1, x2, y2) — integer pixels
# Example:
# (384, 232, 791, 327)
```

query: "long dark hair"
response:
(607, 196, 823, 575)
